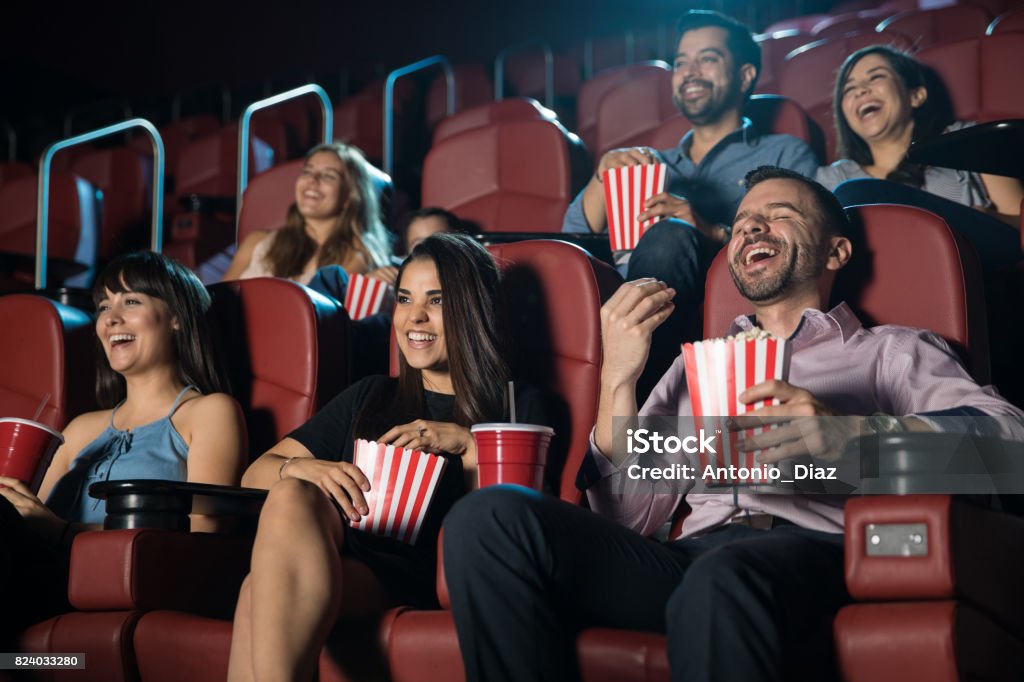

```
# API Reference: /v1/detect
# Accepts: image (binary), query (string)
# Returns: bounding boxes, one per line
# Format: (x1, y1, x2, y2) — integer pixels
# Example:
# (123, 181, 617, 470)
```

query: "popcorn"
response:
(349, 439, 448, 544)
(344, 273, 392, 321)
(682, 333, 789, 485)
(602, 163, 668, 252)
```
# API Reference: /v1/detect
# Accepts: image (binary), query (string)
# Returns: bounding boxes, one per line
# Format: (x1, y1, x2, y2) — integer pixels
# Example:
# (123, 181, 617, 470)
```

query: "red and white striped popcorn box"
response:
(350, 439, 448, 544)
(682, 336, 789, 486)
(601, 163, 668, 252)
(344, 273, 392, 321)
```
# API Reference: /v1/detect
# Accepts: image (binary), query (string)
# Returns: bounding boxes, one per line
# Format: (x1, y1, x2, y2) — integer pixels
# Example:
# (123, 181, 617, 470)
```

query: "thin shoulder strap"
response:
(167, 384, 199, 418)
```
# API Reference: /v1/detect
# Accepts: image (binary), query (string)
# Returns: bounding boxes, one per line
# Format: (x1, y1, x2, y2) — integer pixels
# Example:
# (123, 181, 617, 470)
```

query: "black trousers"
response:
(443, 487, 850, 682)
(0, 498, 71, 649)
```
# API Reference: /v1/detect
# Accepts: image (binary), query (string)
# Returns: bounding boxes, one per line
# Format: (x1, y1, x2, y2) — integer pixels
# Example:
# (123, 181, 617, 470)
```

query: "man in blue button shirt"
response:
(563, 10, 819, 399)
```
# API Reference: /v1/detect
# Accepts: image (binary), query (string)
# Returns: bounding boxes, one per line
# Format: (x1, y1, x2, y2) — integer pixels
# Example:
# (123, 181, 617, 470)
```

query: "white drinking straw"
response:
(31, 393, 51, 422)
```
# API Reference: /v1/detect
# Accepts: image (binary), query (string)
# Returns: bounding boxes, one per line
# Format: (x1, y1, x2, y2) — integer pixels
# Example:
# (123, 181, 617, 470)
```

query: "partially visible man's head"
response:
(727, 166, 851, 303)
(404, 207, 465, 254)
(672, 11, 760, 125)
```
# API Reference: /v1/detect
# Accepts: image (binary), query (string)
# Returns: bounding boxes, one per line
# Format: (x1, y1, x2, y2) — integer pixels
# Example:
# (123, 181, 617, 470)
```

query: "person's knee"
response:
(628, 219, 708, 292)
(260, 478, 327, 528)
(444, 485, 542, 540)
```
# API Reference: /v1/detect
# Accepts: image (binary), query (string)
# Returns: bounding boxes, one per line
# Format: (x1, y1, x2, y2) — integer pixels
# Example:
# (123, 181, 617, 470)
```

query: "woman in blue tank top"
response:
(0, 251, 246, 641)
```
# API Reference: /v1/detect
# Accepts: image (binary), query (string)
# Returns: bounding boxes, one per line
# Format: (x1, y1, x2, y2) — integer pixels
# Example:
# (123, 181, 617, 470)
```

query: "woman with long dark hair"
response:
(222, 142, 395, 284)
(816, 45, 1022, 223)
(226, 233, 544, 682)
(0, 250, 246, 645)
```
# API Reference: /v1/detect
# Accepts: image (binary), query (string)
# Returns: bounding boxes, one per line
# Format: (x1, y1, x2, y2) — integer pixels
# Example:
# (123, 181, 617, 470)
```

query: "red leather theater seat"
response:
(72, 146, 151, 259)
(593, 67, 675, 161)
(426, 64, 494, 130)
(577, 62, 670, 154)
(878, 4, 992, 48)
(431, 97, 554, 146)
(0, 172, 100, 290)
(0, 294, 95, 430)
(422, 118, 585, 233)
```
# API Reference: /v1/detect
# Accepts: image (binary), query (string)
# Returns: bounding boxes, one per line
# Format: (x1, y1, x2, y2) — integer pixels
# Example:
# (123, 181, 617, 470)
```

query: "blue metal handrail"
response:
(36, 118, 165, 290)
(236, 84, 333, 238)
(383, 55, 455, 177)
(494, 43, 554, 108)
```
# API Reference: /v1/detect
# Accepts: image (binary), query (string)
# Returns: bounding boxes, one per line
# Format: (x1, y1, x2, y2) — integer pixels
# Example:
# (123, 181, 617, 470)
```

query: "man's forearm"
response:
(594, 373, 639, 466)
(581, 177, 608, 234)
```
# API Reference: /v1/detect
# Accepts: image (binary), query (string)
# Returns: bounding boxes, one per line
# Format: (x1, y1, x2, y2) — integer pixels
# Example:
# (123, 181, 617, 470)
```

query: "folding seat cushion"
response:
(421, 118, 582, 233)
(593, 68, 675, 160)
(878, 4, 991, 47)
(432, 98, 552, 145)
(72, 146, 151, 259)
(577, 63, 670, 153)
(0, 294, 95, 430)
(0, 172, 100, 288)
(426, 64, 493, 130)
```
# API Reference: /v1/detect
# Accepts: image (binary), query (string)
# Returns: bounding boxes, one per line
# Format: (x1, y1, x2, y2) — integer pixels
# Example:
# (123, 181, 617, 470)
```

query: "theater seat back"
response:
(486, 240, 622, 501)
(422, 118, 582, 233)
(432, 98, 553, 145)
(72, 146, 152, 259)
(878, 5, 991, 47)
(0, 294, 96, 430)
(174, 126, 273, 203)
(593, 68, 676, 160)
(0, 172, 100, 287)
(703, 204, 988, 382)
(577, 62, 670, 153)
(208, 278, 349, 456)
(426, 65, 494, 130)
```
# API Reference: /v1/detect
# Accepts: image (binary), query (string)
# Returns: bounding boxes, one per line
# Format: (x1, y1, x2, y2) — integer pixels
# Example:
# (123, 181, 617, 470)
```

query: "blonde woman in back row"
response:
(223, 142, 397, 285)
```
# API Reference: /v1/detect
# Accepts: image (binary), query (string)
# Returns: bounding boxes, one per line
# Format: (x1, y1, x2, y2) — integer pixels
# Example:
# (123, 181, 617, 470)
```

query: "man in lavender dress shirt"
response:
(443, 167, 1024, 682)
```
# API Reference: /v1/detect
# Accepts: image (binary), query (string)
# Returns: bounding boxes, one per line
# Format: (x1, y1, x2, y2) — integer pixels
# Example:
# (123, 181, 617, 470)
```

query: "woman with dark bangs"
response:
(222, 142, 396, 285)
(0, 251, 246, 645)
(817, 45, 1023, 224)
(226, 233, 546, 682)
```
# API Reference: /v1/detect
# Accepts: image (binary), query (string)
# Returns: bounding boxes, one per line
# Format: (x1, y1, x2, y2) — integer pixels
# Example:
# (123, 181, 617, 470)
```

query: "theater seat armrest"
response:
(845, 495, 1024, 637)
(69, 529, 253, 618)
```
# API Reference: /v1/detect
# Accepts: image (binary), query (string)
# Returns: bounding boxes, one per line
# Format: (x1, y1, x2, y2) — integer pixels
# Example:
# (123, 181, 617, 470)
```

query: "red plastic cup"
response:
(0, 417, 65, 493)
(472, 423, 554, 490)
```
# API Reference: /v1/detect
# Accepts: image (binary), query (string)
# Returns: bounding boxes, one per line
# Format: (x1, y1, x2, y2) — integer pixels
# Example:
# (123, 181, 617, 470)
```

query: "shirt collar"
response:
(727, 301, 863, 348)
(678, 117, 756, 160)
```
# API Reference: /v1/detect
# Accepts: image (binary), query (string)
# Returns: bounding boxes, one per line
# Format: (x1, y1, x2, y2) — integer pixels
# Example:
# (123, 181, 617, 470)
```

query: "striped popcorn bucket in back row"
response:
(344, 273, 392, 321)
(601, 163, 668, 252)
(682, 336, 789, 486)
(349, 439, 448, 544)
